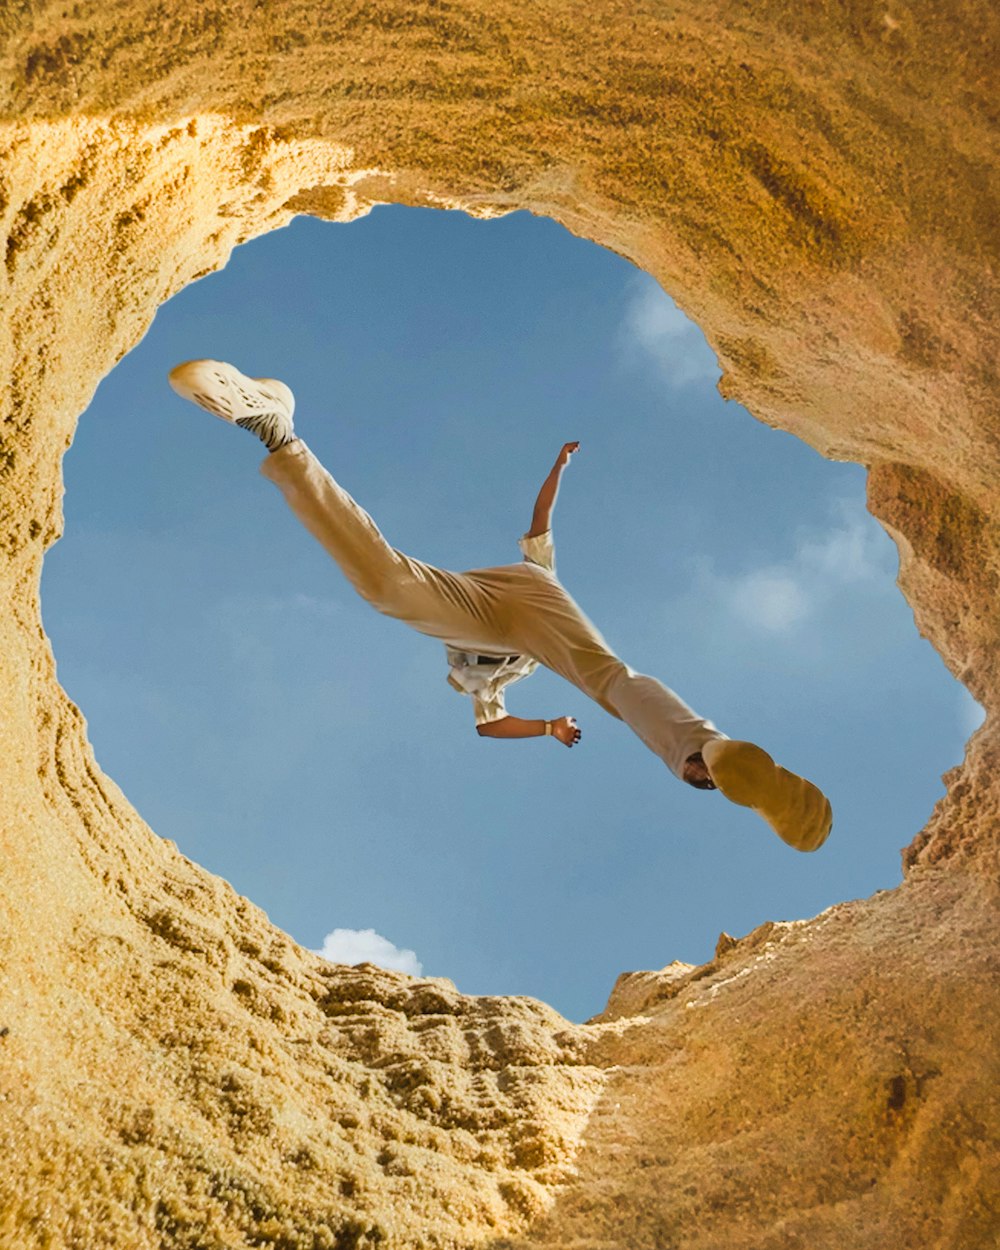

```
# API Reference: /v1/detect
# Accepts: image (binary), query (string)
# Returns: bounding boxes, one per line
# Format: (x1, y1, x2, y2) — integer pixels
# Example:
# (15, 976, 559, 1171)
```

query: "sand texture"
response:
(0, 1, 997, 1246)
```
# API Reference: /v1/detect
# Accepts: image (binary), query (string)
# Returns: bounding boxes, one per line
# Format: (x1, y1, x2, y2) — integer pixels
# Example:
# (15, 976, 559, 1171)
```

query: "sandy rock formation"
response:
(0, 2, 997, 1246)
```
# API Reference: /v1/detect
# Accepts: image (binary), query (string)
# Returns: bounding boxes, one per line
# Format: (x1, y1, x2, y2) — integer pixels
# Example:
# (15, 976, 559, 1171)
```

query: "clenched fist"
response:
(555, 441, 580, 468)
(550, 715, 582, 747)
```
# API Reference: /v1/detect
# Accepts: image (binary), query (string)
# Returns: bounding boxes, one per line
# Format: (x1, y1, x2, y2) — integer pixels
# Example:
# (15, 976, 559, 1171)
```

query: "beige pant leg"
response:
(605, 667, 727, 779)
(260, 440, 415, 611)
(501, 567, 726, 778)
(259, 440, 506, 645)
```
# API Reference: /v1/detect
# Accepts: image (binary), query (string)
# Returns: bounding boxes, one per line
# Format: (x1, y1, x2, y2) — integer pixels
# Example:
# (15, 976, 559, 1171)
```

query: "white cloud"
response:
(703, 504, 895, 635)
(313, 927, 423, 976)
(795, 514, 888, 584)
(727, 571, 811, 632)
(619, 274, 720, 387)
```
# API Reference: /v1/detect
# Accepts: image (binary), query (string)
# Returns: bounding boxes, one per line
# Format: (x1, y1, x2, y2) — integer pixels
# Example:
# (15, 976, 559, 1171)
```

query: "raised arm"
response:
(527, 442, 580, 537)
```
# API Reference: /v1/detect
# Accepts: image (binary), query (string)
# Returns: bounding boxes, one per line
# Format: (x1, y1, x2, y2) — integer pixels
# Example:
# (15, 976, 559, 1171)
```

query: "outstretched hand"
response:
(555, 441, 580, 469)
(550, 715, 582, 748)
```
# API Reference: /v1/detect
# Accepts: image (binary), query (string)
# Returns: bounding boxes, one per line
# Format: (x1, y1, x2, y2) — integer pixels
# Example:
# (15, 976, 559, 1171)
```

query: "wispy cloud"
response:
(698, 502, 896, 635)
(210, 591, 342, 627)
(726, 570, 811, 632)
(619, 274, 720, 387)
(313, 927, 423, 975)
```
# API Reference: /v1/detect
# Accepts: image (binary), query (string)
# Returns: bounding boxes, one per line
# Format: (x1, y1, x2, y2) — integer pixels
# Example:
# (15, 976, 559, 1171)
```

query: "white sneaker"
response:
(168, 359, 295, 451)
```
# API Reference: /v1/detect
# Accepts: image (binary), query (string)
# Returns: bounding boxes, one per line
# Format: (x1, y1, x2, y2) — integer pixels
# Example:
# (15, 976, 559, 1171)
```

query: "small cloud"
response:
(313, 927, 423, 976)
(619, 274, 720, 387)
(795, 508, 893, 584)
(727, 570, 811, 632)
(701, 503, 896, 635)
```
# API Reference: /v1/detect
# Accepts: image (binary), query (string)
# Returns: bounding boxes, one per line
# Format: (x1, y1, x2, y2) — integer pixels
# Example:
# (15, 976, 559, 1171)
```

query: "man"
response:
(168, 359, 832, 852)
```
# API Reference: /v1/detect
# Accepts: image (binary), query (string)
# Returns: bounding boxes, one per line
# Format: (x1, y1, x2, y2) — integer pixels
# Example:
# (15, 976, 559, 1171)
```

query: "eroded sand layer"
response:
(0, 2, 997, 1246)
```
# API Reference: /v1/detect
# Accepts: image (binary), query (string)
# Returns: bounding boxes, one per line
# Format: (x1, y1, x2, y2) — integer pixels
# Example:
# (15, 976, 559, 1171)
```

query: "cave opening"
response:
(39, 205, 977, 1022)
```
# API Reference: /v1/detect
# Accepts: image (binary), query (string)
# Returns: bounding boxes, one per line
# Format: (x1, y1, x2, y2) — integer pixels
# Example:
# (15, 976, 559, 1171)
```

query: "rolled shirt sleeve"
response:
(471, 689, 509, 725)
(446, 648, 536, 726)
(518, 529, 556, 572)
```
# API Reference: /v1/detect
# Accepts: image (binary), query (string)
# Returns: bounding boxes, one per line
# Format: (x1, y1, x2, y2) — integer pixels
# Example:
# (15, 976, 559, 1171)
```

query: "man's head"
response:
(682, 752, 717, 790)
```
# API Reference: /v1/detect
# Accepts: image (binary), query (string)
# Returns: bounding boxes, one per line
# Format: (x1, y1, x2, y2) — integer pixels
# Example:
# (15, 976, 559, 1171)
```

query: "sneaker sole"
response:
(701, 739, 833, 853)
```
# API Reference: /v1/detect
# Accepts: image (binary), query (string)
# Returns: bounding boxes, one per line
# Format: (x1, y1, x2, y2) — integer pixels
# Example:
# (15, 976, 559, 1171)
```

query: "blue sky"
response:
(42, 207, 980, 1022)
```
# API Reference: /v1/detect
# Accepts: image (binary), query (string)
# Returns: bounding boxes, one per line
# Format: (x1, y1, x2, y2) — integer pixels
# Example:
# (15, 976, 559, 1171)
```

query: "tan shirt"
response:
(446, 530, 555, 724)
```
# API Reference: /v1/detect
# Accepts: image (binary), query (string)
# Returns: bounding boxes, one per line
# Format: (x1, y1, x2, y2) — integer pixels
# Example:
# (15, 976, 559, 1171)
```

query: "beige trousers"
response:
(261, 440, 725, 778)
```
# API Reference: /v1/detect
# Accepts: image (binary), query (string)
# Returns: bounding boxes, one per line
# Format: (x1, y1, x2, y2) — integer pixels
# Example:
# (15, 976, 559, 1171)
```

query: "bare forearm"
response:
(477, 716, 549, 739)
(528, 465, 564, 537)
(528, 442, 579, 536)
(477, 714, 582, 747)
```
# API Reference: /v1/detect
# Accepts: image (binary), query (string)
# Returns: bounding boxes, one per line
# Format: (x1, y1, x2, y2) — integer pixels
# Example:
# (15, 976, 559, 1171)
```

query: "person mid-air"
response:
(168, 359, 832, 852)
